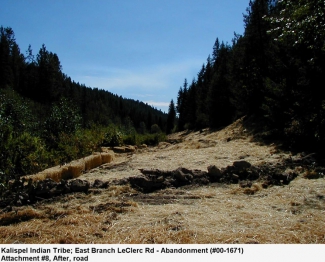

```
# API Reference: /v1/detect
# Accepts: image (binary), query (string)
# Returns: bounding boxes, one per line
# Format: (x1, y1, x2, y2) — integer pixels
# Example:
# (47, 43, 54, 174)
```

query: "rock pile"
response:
(0, 178, 90, 209)
(1, 158, 323, 210)
(128, 160, 300, 193)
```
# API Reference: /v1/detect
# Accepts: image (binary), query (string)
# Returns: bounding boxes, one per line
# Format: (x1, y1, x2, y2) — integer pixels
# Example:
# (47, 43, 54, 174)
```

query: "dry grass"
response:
(230, 183, 262, 195)
(1, 122, 324, 244)
(1, 176, 324, 244)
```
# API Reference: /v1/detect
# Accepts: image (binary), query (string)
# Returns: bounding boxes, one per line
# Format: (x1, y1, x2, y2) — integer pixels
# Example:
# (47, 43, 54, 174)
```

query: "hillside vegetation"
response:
(0, 119, 324, 244)
(0, 27, 167, 183)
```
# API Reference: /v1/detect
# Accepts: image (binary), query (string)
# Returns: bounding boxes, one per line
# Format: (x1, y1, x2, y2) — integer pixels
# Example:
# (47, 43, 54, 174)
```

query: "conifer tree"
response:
(184, 79, 197, 129)
(208, 42, 233, 127)
(176, 79, 188, 131)
(166, 99, 176, 134)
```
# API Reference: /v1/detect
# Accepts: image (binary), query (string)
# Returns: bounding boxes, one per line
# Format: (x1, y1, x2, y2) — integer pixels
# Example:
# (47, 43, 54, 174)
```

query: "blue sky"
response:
(1, 0, 249, 112)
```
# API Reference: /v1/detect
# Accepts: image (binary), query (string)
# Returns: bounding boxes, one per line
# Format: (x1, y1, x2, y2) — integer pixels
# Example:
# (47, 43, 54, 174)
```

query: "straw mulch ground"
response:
(1, 118, 324, 244)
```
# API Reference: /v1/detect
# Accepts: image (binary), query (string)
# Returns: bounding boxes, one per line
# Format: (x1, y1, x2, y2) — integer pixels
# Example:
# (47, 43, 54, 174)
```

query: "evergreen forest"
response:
(0, 28, 167, 182)
(175, 0, 325, 152)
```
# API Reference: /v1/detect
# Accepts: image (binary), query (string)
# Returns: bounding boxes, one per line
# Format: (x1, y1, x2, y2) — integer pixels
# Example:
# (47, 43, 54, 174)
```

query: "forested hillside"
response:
(175, 0, 325, 152)
(0, 26, 167, 181)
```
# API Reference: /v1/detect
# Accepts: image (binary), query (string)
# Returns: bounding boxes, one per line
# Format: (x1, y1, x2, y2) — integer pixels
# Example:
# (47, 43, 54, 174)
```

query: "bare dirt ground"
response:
(1, 118, 324, 244)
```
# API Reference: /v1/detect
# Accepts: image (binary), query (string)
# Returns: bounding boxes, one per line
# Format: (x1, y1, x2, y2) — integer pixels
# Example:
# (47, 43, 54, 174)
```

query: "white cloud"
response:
(131, 93, 154, 98)
(68, 58, 202, 111)
(74, 58, 201, 92)
(144, 100, 170, 107)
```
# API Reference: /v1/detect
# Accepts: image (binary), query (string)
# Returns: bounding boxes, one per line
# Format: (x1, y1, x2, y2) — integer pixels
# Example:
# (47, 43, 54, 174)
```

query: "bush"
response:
(138, 133, 166, 146)
(43, 98, 82, 147)
(10, 132, 49, 175)
(123, 133, 138, 145)
(0, 123, 14, 182)
(51, 126, 106, 165)
(0, 91, 46, 181)
(0, 131, 49, 181)
(103, 125, 123, 146)
(150, 124, 161, 134)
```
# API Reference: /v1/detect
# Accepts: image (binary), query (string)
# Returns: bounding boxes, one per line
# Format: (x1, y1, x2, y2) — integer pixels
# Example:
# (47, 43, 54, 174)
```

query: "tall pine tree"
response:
(166, 99, 176, 134)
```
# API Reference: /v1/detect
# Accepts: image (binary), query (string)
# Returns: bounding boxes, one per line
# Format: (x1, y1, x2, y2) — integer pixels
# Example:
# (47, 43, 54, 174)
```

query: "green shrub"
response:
(103, 125, 123, 146)
(123, 133, 138, 145)
(51, 126, 107, 165)
(0, 131, 49, 180)
(150, 124, 161, 134)
(43, 98, 82, 148)
(137, 133, 166, 146)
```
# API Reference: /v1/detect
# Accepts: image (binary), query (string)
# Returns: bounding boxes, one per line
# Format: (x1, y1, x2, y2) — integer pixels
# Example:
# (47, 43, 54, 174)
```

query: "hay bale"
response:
(68, 159, 85, 178)
(23, 151, 114, 183)
(25, 173, 47, 182)
(101, 152, 114, 164)
(84, 154, 102, 171)
(92, 152, 103, 166)
(113, 146, 126, 153)
(60, 166, 72, 180)
(42, 166, 64, 182)
(125, 146, 136, 153)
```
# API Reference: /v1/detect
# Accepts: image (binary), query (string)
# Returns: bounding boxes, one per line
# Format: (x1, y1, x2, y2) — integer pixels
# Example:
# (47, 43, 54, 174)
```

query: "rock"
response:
(233, 161, 252, 169)
(128, 175, 166, 193)
(245, 168, 260, 180)
(231, 174, 239, 183)
(303, 169, 323, 179)
(111, 178, 129, 185)
(158, 142, 171, 149)
(139, 169, 164, 175)
(261, 181, 271, 188)
(70, 179, 90, 193)
(239, 180, 252, 188)
(55, 181, 71, 194)
(35, 179, 58, 198)
(174, 168, 192, 183)
(207, 165, 221, 175)
(207, 165, 222, 182)
(191, 169, 208, 178)
(166, 138, 183, 144)
(92, 179, 108, 188)
(49, 186, 61, 196)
